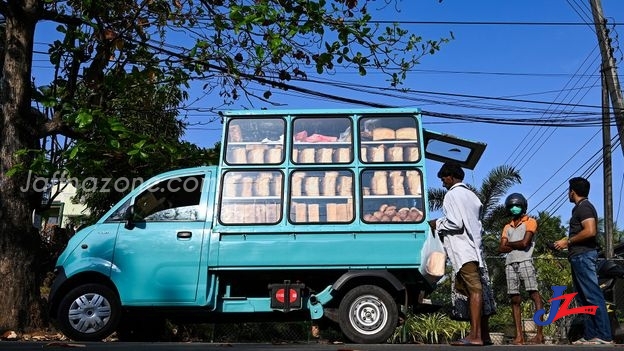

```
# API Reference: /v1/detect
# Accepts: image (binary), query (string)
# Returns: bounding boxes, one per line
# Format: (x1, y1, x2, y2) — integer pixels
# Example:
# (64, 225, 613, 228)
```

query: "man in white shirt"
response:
(429, 162, 495, 346)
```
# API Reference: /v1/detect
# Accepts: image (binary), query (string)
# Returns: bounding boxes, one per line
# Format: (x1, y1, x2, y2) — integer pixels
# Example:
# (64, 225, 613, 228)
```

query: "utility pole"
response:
(590, 0, 624, 157)
(601, 68, 614, 258)
(590, 0, 622, 258)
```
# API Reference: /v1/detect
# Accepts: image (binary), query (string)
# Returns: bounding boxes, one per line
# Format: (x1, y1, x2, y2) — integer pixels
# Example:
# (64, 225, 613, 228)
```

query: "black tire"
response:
(338, 285, 398, 344)
(57, 284, 121, 341)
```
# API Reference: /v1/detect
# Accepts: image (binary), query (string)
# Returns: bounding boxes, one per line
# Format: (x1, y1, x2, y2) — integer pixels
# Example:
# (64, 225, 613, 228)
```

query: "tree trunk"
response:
(0, 1, 45, 331)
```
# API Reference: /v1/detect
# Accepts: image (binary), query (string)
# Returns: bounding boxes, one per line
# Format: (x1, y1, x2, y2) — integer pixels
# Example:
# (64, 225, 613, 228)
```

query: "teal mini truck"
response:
(48, 108, 486, 343)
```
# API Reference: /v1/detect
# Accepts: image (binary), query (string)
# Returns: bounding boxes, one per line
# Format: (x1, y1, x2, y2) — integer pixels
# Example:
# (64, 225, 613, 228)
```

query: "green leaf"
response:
(69, 147, 80, 159)
(110, 139, 120, 148)
(133, 140, 147, 149)
(76, 111, 93, 128)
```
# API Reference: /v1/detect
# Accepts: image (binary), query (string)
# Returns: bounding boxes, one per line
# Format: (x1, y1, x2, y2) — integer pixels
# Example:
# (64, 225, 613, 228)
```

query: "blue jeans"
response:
(570, 250, 612, 341)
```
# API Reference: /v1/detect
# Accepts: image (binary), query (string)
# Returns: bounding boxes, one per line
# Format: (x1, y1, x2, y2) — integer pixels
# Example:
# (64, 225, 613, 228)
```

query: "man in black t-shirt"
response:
(553, 177, 612, 345)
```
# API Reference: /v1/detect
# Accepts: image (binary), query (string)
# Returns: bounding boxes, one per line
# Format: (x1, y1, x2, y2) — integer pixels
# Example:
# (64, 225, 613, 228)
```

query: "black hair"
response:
(569, 177, 590, 197)
(437, 162, 465, 180)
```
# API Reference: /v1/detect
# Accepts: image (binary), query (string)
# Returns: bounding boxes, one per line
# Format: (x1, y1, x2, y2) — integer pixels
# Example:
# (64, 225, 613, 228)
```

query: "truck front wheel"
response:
(338, 285, 398, 344)
(57, 284, 121, 341)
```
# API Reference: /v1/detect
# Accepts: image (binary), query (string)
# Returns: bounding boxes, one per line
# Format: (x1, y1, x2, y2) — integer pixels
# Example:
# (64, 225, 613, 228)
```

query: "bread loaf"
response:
(291, 173, 305, 196)
(395, 127, 417, 140)
(390, 173, 405, 195)
(271, 173, 283, 196)
(292, 149, 299, 163)
(267, 148, 283, 163)
(335, 148, 351, 163)
(426, 251, 446, 278)
(360, 147, 368, 162)
(299, 148, 315, 163)
(295, 203, 307, 222)
(220, 204, 236, 223)
(308, 204, 320, 222)
(408, 207, 424, 222)
(372, 127, 395, 140)
(338, 176, 353, 196)
(241, 177, 254, 197)
(230, 148, 247, 164)
(370, 171, 388, 195)
(405, 147, 420, 162)
(223, 174, 241, 197)
(387, 146, 403, 162)
(316, 148, 334, 163)
(254, 204, 266, 223)
(406, 171, 422, 196)
(322, 172, 338, 196)
(326, 203, 337, 222)
(243, 204, 255, 223)
(336, 203, 349, 222)
(247, 148, 265, 164)
(305, 176, 320, 196)
(370, 145, 385, 162)
(254, 173, 272, 197)
(266, 203, 279, 223)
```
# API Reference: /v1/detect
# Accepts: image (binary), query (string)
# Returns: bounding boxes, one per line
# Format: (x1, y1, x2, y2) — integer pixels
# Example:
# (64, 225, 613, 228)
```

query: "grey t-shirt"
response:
(568, 199, 598, 258)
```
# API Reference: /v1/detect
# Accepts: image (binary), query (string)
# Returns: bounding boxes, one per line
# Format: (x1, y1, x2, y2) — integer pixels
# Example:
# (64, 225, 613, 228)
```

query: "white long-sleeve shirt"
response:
(435, 183, 484, 271)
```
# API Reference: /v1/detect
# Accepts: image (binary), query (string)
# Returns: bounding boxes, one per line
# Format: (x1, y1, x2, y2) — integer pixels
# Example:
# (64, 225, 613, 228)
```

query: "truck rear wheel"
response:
(338, 284, 398, 344)
(57, 284, 121, 341)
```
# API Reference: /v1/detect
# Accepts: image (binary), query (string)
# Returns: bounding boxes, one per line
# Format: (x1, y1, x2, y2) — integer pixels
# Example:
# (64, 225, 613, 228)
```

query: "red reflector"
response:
(275, 288, 298, 303)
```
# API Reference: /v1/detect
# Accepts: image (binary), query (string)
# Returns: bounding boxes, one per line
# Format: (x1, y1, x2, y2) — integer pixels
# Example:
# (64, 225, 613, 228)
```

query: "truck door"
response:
(111, 172, 210, 304)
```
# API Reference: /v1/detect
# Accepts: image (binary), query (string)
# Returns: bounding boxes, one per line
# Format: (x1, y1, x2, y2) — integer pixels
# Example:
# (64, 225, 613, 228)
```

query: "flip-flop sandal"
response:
(450, 338, 483, 346)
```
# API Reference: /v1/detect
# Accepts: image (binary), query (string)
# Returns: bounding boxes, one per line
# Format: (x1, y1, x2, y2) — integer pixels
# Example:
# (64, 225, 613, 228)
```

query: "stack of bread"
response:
(316, 148, 333, 163)
(370, 171, 388, 195)
(389, 171, 405, 195)
(363, 204, 424, 223)
(406, 171, 422, 196)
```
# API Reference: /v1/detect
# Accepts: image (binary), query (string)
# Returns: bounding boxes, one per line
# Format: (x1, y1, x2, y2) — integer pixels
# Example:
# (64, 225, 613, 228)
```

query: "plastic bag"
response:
(419, 228, 446, 284)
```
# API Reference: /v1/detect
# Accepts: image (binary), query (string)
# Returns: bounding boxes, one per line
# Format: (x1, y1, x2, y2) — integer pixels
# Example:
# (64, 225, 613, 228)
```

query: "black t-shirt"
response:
(568, 199, 598, 257)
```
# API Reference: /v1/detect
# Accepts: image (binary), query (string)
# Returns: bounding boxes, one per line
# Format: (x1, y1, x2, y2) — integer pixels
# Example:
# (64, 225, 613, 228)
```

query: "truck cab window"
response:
(133, 175, 204, 221)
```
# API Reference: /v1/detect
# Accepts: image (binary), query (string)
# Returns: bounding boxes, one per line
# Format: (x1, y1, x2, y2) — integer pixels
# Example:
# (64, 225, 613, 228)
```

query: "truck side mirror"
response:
(124, 205, 136, 230)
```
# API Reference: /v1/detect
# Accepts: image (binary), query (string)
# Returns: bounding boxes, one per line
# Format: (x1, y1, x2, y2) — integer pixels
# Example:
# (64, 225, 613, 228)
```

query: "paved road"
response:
(0, 342, 622, 351)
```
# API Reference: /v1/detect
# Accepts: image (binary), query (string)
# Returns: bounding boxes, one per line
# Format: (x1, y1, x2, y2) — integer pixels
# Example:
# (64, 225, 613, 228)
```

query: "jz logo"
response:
(533, 286, 598, 326)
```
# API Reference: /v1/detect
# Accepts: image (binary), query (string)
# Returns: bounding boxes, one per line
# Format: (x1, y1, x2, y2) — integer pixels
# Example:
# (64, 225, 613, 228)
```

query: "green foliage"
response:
(390, 312, 468, 344)
(488, 304, 512, 333)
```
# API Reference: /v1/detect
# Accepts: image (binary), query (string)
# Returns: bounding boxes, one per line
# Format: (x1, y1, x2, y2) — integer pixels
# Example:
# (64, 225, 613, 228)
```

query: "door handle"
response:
(177, 231, 192, 239)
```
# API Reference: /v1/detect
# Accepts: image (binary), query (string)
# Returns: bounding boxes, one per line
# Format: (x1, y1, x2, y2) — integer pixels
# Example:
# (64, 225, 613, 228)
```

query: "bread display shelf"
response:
(222, 196, 281, 201)
(294, 141, 351, 146)
(363, 195, 422, 199)
(291, 196, 352, 200)
(361, 140, 417, 145)
(228, 141, 283, 146)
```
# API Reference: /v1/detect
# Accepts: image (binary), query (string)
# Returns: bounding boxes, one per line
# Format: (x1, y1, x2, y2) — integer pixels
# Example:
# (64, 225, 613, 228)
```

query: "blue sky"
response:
(182, 0, 624, 228)
(33, 1, 624, 229)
